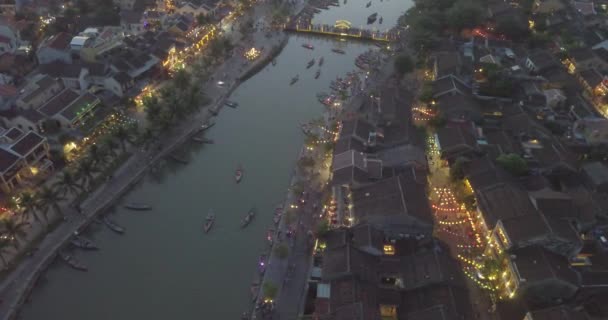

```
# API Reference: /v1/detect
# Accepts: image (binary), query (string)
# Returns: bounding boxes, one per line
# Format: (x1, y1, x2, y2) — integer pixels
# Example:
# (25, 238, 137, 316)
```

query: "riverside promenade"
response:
(0, 20, 290, 320)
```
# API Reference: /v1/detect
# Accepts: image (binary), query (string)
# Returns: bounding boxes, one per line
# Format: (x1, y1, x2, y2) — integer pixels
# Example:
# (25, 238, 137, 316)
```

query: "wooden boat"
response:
(290, 75, 299, 85)
(318, 56, 324, 66)
(59, 252, 87, 271)
(124, 203, 152, 211)
(224, 100, 239, 108)
(302, 43, 314, 50)
(200, 120, 215, 132)
(192, 137, 214, 144)
(315, 69, 321, 79)
(70, 236, 98, 250)
(274, 205, 283, 225)
(267, 228, 274, 245)
(306, 58, 315, 69)
(204, 210, 215, 233)
(367, 13, 378, 24)
(366, 1, 371, 7)
(241, 208, 256, 228)
(331, 48, 345, 54)
(258, 254, 267, 274)
(379, 16, 383, 24)
(102, 217, 125, 234)
(170, 154, 189, 164)
(235, 165, 243, 183)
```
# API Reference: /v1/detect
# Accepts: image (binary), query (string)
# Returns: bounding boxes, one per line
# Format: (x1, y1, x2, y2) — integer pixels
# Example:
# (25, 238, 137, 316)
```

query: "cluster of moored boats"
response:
(316, 72, 361, 107)
(355, 50, 380, 70)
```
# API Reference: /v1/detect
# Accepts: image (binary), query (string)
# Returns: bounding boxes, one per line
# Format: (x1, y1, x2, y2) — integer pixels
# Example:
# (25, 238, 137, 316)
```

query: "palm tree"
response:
(76, 159, 98, 190)
(38, 186, 65, 218)
(54, 171, 82, 196)
(101, 138, 119, 159)
(173, 69, 192, 91)
(1, 218, 29, 248)
(143, 95, 163, 124)
(87, 144, 108, 168)
(114, 126, 134, 153)
(18, 191, 42, 223)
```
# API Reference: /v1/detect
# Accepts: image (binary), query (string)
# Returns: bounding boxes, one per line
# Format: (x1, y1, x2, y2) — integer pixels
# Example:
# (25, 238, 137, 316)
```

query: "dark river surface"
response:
(20, 0, 410, 319)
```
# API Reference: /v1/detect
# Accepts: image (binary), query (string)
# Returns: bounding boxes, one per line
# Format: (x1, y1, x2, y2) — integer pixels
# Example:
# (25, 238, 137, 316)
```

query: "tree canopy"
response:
(496, 153, 528, 176)
(446, 0, 483, 30)
(395, 54, 414, 75)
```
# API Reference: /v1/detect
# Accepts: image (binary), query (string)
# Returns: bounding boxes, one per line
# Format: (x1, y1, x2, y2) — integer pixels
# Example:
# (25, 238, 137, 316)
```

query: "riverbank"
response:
(0, 18, 292, 320)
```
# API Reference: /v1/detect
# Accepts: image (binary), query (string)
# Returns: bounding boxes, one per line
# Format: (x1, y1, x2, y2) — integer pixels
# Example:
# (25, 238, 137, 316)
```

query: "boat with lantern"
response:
(302, 43, 314, 50)
(224, 100, 239, 108)
(241, 207, 256, 228)
(203, 210, 215, 233)
(306, 58, 315, 69)
(258, 254, 267, 274)
(235, 165, 243, 183)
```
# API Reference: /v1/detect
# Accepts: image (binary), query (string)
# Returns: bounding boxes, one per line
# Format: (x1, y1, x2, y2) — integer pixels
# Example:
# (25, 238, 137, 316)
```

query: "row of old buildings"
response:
(0, 0, 234, 195)
(301, 0, 608, 318)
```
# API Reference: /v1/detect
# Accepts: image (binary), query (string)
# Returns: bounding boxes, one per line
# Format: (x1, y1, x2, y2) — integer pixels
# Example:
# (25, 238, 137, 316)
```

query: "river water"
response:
(20, 0, 409, 319)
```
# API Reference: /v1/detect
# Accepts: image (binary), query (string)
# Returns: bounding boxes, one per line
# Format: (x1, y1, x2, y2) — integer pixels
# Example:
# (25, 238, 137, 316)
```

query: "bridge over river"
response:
(284, 19, 399, 42)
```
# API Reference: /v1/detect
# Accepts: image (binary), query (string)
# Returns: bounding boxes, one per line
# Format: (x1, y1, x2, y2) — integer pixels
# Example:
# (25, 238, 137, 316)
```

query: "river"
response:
(19, 0, 409, 319)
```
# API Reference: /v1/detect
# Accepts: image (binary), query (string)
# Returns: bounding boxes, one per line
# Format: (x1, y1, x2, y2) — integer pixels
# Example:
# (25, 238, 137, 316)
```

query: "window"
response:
(379, 305, 397, 319)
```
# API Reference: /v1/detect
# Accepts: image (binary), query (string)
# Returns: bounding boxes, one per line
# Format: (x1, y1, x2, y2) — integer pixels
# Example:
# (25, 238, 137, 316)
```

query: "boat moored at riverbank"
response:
(124, 203, 152, 211)
(367, 13, 378, 24)
(102, 217, 125, 234)
(58, 252, 87, 272)
(225, 100, 239, 108)
(70, 236, 98, 250)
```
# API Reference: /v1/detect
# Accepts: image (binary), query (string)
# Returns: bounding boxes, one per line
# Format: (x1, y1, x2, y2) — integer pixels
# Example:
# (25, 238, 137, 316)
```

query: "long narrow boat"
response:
(366, 1, 371, 7)
(199, 120, 215, 132)
(70, 236, 98, 250)
(204, 210, 215, 233)
(290, 75, 299, 85)
(235, 165, 243, 183)
(102, 217, 125, 234)
(331, 48, 346, 54)
(124, 203, 152, 211)
(258, 254, 267, 274)
(318, 56, 324, 66)
(302, 43, 314, 50)
(306, 58, 315, 69)
(59, 252, 88, 271)
(315, 69, 321, 79)
(241, 208, 256, 228)
(224, 100, 239, 108)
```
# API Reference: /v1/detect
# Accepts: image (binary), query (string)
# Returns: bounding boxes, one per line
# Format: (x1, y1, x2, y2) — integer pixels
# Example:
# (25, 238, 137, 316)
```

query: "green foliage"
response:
(446, 0, 483, 30)
(528, 32, 551, 49)
(316, 219, 330, 237)
(196, 13, 211, 25)
(274, 244, 289, 259)
(419, 82, 434, 102)
(298, 156, 315, 168)
(395, 54, 414, 75)
(263, 282, 278, 299)
(428, 116, 447, 129)
(496, 153, 528, 176)
(449, 157, 468, 181)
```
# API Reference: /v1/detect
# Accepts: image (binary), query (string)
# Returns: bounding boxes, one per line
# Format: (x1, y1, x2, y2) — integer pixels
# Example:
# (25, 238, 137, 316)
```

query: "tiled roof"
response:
(20, 75, 60, 104)
(44, 32, 72, 50)
(0, 84, 17, 97)
(2, 127, 22, 140)
(60, 92, 98, 121)
(38, 88, 79, 117)
(0, 147, 19, 172)
(10, 131, 43, 156)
